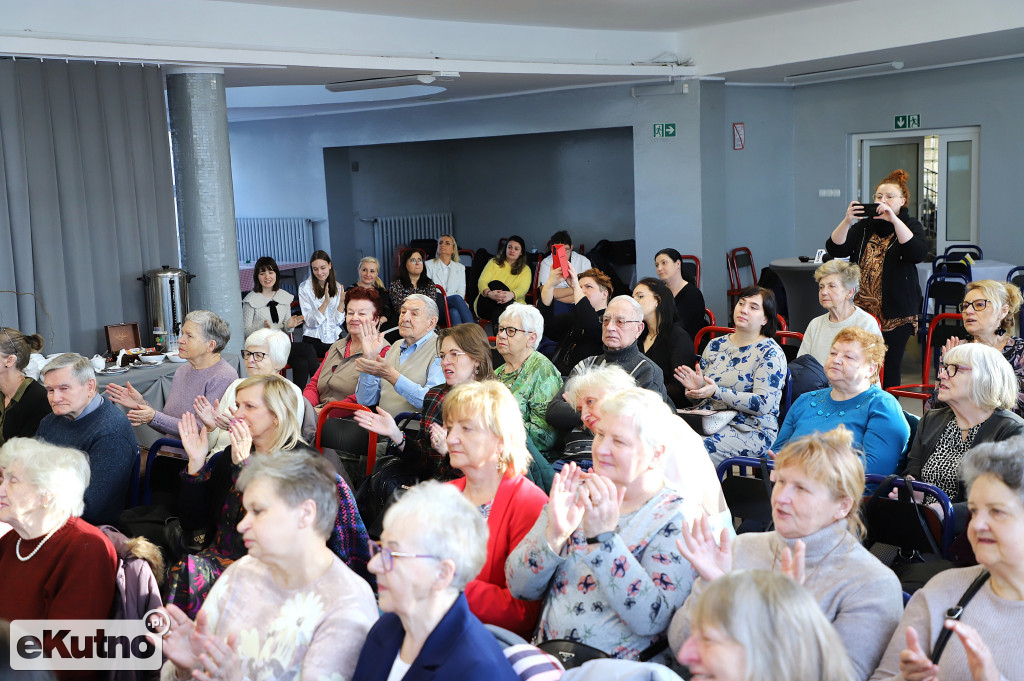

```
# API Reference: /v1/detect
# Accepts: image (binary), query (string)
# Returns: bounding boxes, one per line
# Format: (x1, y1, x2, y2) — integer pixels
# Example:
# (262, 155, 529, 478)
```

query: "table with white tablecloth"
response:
(916, 259, 1018, 313)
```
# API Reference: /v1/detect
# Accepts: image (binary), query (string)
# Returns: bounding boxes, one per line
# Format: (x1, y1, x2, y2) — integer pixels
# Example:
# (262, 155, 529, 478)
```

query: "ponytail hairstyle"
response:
(0, 328, 44, 370)
(310, 250, 339, 299)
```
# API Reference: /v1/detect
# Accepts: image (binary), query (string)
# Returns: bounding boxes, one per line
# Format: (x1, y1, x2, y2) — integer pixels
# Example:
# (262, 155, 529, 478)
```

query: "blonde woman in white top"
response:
(426, 234, 474, 325)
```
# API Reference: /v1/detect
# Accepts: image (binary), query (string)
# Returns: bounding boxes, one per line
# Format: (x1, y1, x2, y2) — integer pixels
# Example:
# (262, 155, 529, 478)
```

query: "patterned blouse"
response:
(854, 233, 917, 332)
(920, 417, 981, 501)
(495, 351, 563, 452)
(388, 280, 435, 313)
(506, 487, 700, 662)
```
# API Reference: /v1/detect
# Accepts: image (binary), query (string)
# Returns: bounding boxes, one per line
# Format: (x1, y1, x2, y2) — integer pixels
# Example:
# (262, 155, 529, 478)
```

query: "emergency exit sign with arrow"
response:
(894, 114, 921, 130)
(653, 123, 676, 138)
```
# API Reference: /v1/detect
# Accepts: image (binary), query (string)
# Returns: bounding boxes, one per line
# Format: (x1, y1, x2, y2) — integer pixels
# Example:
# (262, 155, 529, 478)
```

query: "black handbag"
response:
(537, 637, 668, 670)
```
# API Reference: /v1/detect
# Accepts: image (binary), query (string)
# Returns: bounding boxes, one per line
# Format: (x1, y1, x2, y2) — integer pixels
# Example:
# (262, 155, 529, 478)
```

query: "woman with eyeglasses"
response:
(901, 342, 1024, 527)
(389, 248, 436, 315)
(494, 304, 562, 453)
(353, 481, 520, 681)
(826, 169, 927, 388)
(932, 280, 1024, 415)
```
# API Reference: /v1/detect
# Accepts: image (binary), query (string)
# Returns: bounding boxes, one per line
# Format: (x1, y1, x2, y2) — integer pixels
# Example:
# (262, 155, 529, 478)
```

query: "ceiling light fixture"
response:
(325, 71, 460, 92)
(784, 61, 904, 85)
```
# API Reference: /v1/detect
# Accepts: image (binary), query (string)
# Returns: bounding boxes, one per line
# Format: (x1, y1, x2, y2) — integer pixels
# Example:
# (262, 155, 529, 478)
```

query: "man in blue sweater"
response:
(36, 353, 138, 525)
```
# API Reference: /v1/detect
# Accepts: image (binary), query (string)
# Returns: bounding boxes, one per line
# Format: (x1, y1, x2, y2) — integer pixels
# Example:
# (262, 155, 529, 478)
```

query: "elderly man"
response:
(35, 353, 138, 526)
(355, 293, 444, 419)
(546, 295, 673, 431)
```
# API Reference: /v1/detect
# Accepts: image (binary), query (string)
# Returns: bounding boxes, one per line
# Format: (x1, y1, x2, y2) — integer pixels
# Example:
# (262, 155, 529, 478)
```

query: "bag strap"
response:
(637, 638, 668, 662)
(903, 480, 942, 557)
(759, 454, 774, 499)
(929, 570, 990, 664)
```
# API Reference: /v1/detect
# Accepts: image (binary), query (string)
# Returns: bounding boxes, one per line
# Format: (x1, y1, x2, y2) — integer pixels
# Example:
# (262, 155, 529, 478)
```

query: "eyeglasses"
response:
(407, 258, 423, 264)
(874, 192, 902, 200)
(600, 316, 642, 328)
(368, 539, 442, 572)
(958, 299, 991, 313)
(938, 363, 972, 378)
(497, 326, 527, 338)
(241, 350, 267, 362)
(437, 349, 467, 362)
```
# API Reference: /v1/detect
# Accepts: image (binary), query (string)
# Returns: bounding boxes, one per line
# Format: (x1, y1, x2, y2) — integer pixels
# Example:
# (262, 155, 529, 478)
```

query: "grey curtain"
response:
(0, 59, 178, 355)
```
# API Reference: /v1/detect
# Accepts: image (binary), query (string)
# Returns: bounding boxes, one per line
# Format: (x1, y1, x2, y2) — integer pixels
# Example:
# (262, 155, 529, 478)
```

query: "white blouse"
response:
(298, 277, 345, 343)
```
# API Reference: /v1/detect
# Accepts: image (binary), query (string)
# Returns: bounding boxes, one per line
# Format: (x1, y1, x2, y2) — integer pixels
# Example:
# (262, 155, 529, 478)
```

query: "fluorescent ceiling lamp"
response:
(784, 61, 904, 84)
(326, 71, 460, 92)
(227, 84, 447, 108)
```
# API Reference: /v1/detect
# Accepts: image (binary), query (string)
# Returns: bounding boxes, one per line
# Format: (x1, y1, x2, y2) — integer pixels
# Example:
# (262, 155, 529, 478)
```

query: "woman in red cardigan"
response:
(444, 380, 547, 637)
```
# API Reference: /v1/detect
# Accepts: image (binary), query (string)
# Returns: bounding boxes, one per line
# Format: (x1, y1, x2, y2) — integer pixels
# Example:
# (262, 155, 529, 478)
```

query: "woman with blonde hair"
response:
(352, 256, 394, 323)
(426, 234, 474, 325)
(671, 426, 902, 681)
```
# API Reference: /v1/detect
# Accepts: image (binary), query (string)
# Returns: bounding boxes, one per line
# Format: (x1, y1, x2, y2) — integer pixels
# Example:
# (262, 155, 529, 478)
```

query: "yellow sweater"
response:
(476, 259, 532, 311)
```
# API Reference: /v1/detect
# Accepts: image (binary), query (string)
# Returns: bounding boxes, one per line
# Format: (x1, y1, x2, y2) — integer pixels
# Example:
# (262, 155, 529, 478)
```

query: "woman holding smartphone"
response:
(826, 169, 927, 388)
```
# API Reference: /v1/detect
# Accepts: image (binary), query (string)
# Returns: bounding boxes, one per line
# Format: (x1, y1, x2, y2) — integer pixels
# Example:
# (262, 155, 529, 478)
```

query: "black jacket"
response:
(825, 208, 927, 320)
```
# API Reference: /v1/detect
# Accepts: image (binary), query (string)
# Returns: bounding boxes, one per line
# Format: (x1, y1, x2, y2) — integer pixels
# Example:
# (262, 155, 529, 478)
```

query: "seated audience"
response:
(798, 260, 881, 367)
(559, 363, 638, 466)
(546, 295, 673, 432)
(542, 266, 610, 375)
(655, 248, 706, 338)
(353, 481, 520, 681)
(389, 247, 436, 313)
(671, 426, 902, 681)
(674, 286, 786, 465)
(870, 438, 1024, 681)
(903, 342, 1024, 526)
(476, 235, 532, 321)
(426, 234, 474, 326)
(0, 327, 50, 444)
(162, 449, 378, 681)
(774, 328, 908, 476)
(36, 353, 136, 525)
(633, 277, 697, 408)
(354, 293, 444, 418)
(536, 230, 593, 305)
(508, 388, 702, 662)
(299, 249, 346, 356)
(494, 303, 562, 452)
(106, 309, 238, 437)
(352, 256, 395, 323)
(193, 328, 316, 451)
(679, 570, 856, 681)
(933, 279, 1024, 415)
(304, 286, 389, 411)
(167, 374, 370, 617)
(0, 439, 117, 627)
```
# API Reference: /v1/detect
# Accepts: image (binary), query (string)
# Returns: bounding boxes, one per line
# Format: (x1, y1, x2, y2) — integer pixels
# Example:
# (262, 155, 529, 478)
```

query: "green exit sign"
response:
(894, 114, 921, 130)
(653, 123, 676, 138)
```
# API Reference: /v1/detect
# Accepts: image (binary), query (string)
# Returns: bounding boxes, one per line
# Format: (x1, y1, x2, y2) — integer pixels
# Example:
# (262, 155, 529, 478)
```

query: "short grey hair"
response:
(563, 364, 638, 410)
(382, 480, 487, 592)
(245, 328, 291, 370)
(962, 437, 1024, 508)
(814, 260, 862, 294)
(608, 295, 644, 321)
(944, 343, 1017, 411)
(598, 388, 676, 459)
(237, 448, 339, 539)
(499, 303, 544, 350)
(41, 353, 95, 385)
(0, 438, 91, 518)
(185, 310, 231, 353)
(403, 293, 439, 321)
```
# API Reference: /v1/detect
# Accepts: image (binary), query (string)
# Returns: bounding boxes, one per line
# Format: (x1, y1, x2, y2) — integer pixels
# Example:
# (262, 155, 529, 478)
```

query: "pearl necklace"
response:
(16, 518, 68, 562)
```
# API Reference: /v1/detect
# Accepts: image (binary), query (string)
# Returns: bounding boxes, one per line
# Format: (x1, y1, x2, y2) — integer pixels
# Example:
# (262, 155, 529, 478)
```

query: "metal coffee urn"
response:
(140, 266, 194, 351)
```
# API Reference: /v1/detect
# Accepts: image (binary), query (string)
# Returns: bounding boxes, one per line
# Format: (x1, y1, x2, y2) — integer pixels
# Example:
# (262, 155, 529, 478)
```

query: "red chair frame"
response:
(434, 284, 451, 327)
(680, 254, 701, 287)
(694, 326, 735, 352)
(726, 247, 757, 310)
(703, 307, 716, 327)
(887, 313, 965, 402)
(315, 400, 378, 476)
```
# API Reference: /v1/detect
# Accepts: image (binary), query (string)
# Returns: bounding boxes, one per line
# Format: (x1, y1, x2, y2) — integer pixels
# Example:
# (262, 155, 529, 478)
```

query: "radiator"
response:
(236, 218, 314, 265)
(373, 213, 452, 284)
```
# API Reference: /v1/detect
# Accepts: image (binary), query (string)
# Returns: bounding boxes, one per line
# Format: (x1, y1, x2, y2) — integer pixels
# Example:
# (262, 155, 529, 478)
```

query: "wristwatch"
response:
(586, 531, 615, 545)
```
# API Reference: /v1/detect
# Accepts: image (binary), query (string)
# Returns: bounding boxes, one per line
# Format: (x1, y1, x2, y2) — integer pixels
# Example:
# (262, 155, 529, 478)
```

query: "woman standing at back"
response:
(298, 250, 345, 357)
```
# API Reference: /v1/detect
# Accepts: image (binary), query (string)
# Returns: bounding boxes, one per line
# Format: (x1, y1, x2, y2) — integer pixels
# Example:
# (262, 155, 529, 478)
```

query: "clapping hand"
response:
(353, 406, 403, 444)
(779, 540, 807, 584)
(193, 395, 229, 432)
(899, 626, 940, 681)
(106, 381, 144, 410)
(428, 423, 449, 454)
(359, 318, 387, 358)
(228, 418, 254, 464)
(947, 621, 1001, 681)
(545, 463, 587, 554)
(580, 472, 624, 540)
(676, 513, 732, 582)
(674, 363, 716, 400)
(192, 633, 243, 681)
(178, 412, 210, 475)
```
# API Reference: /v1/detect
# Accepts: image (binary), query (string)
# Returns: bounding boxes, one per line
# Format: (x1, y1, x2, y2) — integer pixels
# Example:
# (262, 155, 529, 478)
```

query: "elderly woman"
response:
(827, 169, 927, 388)
(106, 309, 238, 436)
(167, 374, 370, 617)
(352, 481, 520, 681)
(870, 438, 1024, 681)
(904, 342, 1024, 525)
(495, 303, 562, 452)
(193, 328, 316, 452)
(671, 426, 902, 681)
(0, 439, 117, 624)
(674, 286, 787, 466)
(389, 248, 436, 313)
(935, 279, 1024, 416)
(633, 277, 697, 408)
(352, 256, 395, 324)
(798, 260, 882, 367)
(774, 327, 908, 476)
(655, 248, 706, 338)
(161, 449, 378, 681)
(476, 235, 532, 321)
(507, 388, 702, 662)
(0, 328, 50, 444)
(559, 363, 638, 466)
(679, 570, 856, 681)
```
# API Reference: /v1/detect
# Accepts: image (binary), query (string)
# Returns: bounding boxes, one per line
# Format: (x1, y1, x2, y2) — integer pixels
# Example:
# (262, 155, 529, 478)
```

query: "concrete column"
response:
(165, 67, 244, 353)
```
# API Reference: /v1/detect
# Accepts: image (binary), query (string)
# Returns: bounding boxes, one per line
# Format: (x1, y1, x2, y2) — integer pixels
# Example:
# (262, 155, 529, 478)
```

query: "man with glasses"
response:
(546, 296, 673, 431)
(35, 353, 138, 526)
(355, 294, 444, 421)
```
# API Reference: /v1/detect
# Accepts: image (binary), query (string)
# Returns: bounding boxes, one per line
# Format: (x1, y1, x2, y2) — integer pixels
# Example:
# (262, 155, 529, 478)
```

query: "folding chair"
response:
(680, 254, 701, 287)
(144, 438, 184, 506)
(716, 455, 774, 534)
(863, 474, 956, 560)
(433, 284, 451, 328)
(887, 313, 966, 403)
(694, 325, 734, 355)
(774, 330, 804, 363)
(315, 401, 378, 483)
(703, 307, 716, 327)
(944, 244, 983, 262)
(726, 247, 757, 312)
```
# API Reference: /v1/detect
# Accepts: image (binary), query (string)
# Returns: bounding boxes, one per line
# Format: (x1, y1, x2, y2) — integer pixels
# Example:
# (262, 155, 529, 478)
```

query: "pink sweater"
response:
(150, 359, 238, 435)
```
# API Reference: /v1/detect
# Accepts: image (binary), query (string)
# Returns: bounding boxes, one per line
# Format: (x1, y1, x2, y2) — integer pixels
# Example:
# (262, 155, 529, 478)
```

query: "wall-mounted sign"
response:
(894, 114, 921, 129)
(733, 123, 745, 150)
(653, 123, 676, 138)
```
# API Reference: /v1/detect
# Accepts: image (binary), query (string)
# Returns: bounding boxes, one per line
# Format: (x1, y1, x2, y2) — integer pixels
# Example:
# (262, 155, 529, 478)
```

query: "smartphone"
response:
(856, 202, 881, 218)
(552, 244, 568, 273)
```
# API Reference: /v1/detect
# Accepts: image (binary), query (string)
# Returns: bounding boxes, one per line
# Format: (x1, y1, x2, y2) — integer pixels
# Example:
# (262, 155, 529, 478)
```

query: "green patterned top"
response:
(495, 350, 562, 452)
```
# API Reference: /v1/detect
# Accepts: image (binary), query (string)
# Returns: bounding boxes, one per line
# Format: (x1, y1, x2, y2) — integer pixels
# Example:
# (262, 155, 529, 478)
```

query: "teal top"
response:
(495, 350, 562, 452)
